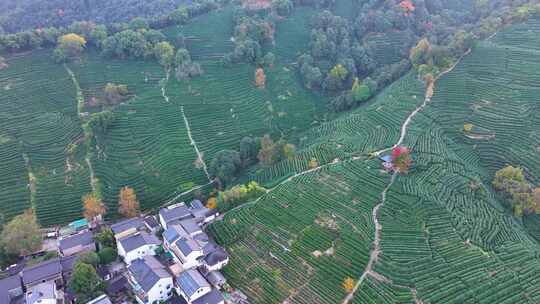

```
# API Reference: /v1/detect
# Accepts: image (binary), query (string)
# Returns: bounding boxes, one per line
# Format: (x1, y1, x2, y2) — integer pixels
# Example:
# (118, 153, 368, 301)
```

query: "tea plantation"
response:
(207, 18, 540, 303)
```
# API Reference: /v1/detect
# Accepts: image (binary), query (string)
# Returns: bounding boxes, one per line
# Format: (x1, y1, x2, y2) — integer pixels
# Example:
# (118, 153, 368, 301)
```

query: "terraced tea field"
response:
(0, 6, 329, 224)
(208, 18, 540, 303)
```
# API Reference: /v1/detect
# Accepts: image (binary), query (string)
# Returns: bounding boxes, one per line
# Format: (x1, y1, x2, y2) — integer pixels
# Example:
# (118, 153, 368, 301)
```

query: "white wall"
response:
(119, 244, 158, 265)
(206, 257, 229, 272)
(146, 277, 174, 304)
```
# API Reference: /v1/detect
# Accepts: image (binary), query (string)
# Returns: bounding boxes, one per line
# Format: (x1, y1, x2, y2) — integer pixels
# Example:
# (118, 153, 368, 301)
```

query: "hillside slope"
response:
(208, 19, 540, 303)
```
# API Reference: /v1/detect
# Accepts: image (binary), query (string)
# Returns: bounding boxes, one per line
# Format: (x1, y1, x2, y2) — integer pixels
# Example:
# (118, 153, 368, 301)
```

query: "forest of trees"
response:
(493, 166, 540, 217)
(0, 0, 219, 34)
(297, 1, 540, 112)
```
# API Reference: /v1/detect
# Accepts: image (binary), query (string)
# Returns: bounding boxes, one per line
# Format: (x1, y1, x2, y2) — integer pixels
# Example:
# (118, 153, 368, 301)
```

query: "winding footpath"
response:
(65, 65, 99, 194)
(160, 69, 212, 181)
(342, 49, 472, 304)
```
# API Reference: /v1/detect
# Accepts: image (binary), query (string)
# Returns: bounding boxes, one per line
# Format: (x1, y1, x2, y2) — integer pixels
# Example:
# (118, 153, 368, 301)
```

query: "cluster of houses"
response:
(0, 200, 229, 304)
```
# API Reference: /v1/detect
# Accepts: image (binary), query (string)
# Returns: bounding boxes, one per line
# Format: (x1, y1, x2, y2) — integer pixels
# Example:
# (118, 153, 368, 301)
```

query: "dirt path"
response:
(160, 69, 211, 181)
(65, 65, 99, 195)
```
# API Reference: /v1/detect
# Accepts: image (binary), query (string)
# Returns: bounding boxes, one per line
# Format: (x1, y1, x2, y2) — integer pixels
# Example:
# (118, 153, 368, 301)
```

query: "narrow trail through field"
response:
(160, 69, 211, 181)
(342, 49, 472, 304)
(65, 65, 99, 194)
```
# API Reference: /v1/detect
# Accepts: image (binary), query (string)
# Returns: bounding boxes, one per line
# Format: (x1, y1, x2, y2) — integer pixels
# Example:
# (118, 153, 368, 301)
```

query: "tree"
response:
(98, 247, 117, 265)
(104, 83, 129, 104)
(206, 197, 218, 209)
(351, 78, 371, 102)
(1, 209, 41, 257)
(54, 33, 87, 63)
(410, 38, 432, 67)
(391, 146, 412, 173)
(82, 193, 106, 224)
(169, 8, 189, 24)
(492, 166, 525, 192)
(129, 17, 149, 30)
(282, 143, 296, 161)
(272, 0, 293, 16)
(463, 123, 473, 132)
(154, 41, 175, 68)
(239, 136, 258, 164)
(257, 135, 279, 166)
(343, 277, 355, 293)
(255, 68, 266, 88)
(209, 150, 242, 186)
(95, 227, 115, 248)
(118, 186, 140, 218)
(77, 251, 99, 266)
(263, 52, 275, 67)
(68, 262, 105, 303)
(308, 158, 319, 169)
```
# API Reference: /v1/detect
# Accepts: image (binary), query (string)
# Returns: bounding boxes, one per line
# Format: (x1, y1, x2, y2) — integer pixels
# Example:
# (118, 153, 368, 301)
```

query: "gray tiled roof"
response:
(128, 256, 170, 292)
(110, 218, 144, 235)
(204, 247, 228, 267)
(176, 270, 209, 299)
(119, 231, 161, 253)
(26, 282, 55, 304)
(204, 271, 226, 287)
(179, 218, 201, 235)
(190, 200, 204, 209)
(59, 230, 94, 251)
(192, 288, 224, 304)
(143, 216, 159, 229)
(163, 225, 189, 244)
(175, 238, 200, 256)
(22, 259, 62, 285)
(0, 275, 22, 303)
(159, 205, 191, 225)
(87, 294, 113, 304)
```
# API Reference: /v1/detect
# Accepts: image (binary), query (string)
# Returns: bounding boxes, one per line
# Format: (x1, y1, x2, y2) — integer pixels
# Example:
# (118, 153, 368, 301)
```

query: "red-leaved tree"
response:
(392, 146, 412, 173)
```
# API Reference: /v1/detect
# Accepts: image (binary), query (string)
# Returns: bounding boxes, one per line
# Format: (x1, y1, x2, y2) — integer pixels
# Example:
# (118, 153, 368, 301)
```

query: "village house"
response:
(0, 275, 24, 304)
(87, 294, 113, 304)
(189, 200, 219, 225)
(117, 231, 161, 265)
(58, 230, 96, 257)
(127, 256, 173, 304)
(158, 203, 192, 230)
(25, 281, 61, 304)
(175, 269, 224, 304)
(202, 248, 229, 272)
(199, 268, 226, 290)
(21, 259, 64, 290)
(110, 217, 146, 240)
(143, 216, 160, 234)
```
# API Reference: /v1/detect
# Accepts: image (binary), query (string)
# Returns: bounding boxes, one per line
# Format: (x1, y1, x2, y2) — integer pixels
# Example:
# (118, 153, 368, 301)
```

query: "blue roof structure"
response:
(176, 270, 209, 299)
(380, 155, 392, 163)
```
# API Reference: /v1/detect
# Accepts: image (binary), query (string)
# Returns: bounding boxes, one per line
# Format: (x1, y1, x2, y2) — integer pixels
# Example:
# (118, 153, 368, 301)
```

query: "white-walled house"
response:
(25, 282, 60, 304)
(175, 270, 224, 304)
(118, 231, 161, 265)
(203, 247, 229, 272)
(127, 256, 173, 304)
(158, 203, 192, 230)
(110, 217, 145, 240)
(170, 238, 204, 270)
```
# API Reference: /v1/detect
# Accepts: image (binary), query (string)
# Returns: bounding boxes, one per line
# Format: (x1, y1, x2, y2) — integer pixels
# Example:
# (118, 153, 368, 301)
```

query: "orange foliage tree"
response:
(206, 197, 218, 209)
(255, 68, 266, 88)
(83, 193, 106, 223)
(118, 186, 140, 218)
(342, 277, 355, 293)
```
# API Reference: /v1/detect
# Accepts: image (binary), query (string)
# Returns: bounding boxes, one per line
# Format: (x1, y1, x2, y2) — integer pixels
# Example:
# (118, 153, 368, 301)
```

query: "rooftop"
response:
(87, 294, 113, 304)
(128, 256, 170, 292)
(175, 238, 201, 257)
(204, 247, 228, 267)
(192, 288, 224, 304)
(176, 269, 210, 299)
(58, 230, 94, 251)
(110, 217, 144, 235)
(163, 225, 189, 244)
(179, 218, 202, 236)
(25, 282, 55, 304)
(21, 258, 62, 285)
(159, 204, 191, 225)
(119, 231, 161, 253)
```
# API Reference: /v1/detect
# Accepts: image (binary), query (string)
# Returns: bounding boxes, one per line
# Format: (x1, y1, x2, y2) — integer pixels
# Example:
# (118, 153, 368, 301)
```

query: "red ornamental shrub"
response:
(392, 146, 412, 173)
(399, 1, 415, 15)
